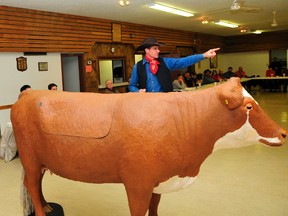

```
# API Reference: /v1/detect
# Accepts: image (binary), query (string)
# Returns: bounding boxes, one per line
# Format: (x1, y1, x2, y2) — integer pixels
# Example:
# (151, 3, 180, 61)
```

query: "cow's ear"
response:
(219, 78, 243, 110)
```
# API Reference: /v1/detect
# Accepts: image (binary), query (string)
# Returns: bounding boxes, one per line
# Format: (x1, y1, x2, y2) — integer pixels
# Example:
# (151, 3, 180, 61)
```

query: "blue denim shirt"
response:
(129, 54, 205, 92)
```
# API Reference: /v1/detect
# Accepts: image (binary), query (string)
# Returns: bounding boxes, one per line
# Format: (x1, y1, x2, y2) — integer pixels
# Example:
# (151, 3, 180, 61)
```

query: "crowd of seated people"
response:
(174, 68, 235, 90)
(183, 71, 202, 87)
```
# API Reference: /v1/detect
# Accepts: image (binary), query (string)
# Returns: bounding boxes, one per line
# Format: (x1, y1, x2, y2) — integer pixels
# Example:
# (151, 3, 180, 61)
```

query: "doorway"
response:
(61, 54, 84, 92)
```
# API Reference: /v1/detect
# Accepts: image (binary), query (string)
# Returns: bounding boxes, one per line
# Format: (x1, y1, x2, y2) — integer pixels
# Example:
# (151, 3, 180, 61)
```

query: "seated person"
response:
(264, 65, 279, 91)
(104, 79, 119, 94)
(48, 83, 58, 90)
(223, 67, 235, 79)
(235, 66, 247, 78)
(218, 69, 225, 80)
(20, 84, 31, 92)
(211, 70, 220, 82)
(183, 72, 194, 87)
(266, 65, 276, 77)
(191, 72, 201, 87)
(172, 74, 187, 91)
(202, 69, 215, 85)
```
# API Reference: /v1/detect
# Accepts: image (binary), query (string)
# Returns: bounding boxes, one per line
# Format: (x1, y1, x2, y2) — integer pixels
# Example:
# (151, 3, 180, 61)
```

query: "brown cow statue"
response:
(11, 77, 286, 216)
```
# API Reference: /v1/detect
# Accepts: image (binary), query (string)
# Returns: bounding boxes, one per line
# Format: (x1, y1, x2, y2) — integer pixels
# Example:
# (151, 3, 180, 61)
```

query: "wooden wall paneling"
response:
(224, 30, 288, 53)
(0, 6, 113, 52)
(1, 6, 287, 54)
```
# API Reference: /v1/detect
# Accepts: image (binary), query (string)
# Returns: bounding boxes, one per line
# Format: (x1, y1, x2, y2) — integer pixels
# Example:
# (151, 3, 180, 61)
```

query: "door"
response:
(62, 54, 84, 92)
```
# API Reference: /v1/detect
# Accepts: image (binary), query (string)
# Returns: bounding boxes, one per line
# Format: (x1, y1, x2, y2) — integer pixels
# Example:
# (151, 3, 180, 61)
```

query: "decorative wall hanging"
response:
(16, 56, 27, 72)
(38, 62, 48, 71)
(210, 55, 218, 68)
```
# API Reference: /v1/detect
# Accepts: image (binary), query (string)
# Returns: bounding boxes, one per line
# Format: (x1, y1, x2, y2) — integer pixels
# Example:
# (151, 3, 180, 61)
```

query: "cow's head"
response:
(213, 78, 286, 151)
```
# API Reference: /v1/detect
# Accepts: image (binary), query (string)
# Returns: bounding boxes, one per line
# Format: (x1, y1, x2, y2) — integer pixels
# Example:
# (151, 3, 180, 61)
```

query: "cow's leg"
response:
(124, 184, 154, 216)
(39, 170, 53, 213)
(148, 193, 161, 216)
(23, 168, 46, 216)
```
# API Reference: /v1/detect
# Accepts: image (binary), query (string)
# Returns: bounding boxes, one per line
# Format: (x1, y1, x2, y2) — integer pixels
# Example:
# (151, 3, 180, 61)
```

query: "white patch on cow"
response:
(153, 176, 197, 194)
(242, 88, 258, 104)
(213, 110, 281, 152)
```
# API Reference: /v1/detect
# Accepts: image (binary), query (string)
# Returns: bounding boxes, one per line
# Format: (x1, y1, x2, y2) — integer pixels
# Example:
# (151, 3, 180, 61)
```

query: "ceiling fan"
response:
(230, 0, 263, 13)
(202, 0, 263, 16)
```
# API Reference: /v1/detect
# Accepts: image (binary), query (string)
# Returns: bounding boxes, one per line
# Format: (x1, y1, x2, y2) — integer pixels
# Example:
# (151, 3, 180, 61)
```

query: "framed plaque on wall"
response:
(38, 62, 48, 71)
(112, 23, 122, 42)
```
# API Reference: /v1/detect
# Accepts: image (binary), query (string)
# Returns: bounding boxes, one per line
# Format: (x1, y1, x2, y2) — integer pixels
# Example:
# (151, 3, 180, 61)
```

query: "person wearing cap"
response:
(128, 37, 220, 92)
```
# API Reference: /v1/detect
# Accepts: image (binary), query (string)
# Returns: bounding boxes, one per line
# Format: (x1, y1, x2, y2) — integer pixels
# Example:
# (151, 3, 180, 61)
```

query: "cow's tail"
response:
(20, 168, 34, 216)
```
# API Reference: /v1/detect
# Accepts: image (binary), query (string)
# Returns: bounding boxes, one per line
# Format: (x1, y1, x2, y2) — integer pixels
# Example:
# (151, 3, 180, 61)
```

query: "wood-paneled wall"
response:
(224, 31, 288, 53)
(1, 5, 287, 54)
(0, 6, 224, 53)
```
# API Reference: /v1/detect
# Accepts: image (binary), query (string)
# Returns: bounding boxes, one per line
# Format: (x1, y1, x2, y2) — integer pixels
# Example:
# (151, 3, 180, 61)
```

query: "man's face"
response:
(106, 81, 113, 90)
(145, 46, 160, 59)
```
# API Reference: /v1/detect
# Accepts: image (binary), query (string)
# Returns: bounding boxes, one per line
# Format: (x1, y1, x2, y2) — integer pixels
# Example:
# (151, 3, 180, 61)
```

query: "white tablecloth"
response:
(0, 122, 17, 162)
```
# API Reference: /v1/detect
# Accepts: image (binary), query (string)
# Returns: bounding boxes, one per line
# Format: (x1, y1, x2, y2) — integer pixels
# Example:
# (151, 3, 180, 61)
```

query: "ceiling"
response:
(1, 0, 288, 36)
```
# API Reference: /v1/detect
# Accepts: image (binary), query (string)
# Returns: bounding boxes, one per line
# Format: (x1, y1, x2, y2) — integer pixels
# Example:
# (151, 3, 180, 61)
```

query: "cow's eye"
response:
(246, 103, 253, 110)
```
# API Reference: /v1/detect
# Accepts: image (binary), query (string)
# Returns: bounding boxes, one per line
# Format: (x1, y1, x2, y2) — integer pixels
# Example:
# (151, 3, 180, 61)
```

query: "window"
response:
(99, 58, 125, 85)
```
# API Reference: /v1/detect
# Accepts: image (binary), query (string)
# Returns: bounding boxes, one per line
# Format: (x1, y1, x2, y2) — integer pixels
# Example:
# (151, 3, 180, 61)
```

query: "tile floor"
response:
(0, 91, 287, 216)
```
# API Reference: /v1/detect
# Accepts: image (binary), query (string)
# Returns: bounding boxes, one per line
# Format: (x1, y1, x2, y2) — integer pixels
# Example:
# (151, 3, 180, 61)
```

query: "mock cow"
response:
(11, 77, 286, 216)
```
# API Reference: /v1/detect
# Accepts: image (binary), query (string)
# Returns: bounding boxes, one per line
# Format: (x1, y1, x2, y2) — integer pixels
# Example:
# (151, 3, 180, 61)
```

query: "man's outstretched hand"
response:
(204, 48, 220, 58)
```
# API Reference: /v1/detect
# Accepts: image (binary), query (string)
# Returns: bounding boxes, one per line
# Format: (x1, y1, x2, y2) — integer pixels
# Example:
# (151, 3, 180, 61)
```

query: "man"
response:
(183, 72, 194, 87)
(20, 84, 31, 92)
(104, 79, 119, 94)
(223, 66, 235, 79)
(48, 83, 58, 90)
(202, 69, 215, 85)
(235, 66, 247, 78)
(128, 37, 220, 92)
(172, 73, 187, 91)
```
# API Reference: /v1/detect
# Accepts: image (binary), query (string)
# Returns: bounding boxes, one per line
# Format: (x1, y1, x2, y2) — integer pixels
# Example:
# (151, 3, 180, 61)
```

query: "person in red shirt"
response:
(266, 65, 276, 77)
(235, 66, 247, 78)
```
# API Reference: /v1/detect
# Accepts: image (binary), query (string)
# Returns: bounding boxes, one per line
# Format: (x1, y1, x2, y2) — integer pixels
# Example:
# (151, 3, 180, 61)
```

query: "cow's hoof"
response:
(46, 202, 64, 216)
(28, 202, 64, 216)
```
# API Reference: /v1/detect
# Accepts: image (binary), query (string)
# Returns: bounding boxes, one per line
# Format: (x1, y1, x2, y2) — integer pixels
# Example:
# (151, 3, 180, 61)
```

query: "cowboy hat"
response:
(135, 37, 165, 51)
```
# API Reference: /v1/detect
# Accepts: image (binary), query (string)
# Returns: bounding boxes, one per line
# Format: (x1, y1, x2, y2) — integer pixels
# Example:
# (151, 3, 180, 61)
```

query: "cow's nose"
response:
(281, 129, 287, 140)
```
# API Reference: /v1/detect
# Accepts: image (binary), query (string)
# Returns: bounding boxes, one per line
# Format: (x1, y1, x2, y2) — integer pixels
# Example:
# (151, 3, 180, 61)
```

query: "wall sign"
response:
(16, 56, 27, 72)
(112, 23, 122, 42)
(38, 62, 48, 71)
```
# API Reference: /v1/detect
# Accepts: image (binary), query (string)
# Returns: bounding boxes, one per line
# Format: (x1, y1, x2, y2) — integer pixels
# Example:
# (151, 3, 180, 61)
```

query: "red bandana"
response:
(145, 55, 160, 74)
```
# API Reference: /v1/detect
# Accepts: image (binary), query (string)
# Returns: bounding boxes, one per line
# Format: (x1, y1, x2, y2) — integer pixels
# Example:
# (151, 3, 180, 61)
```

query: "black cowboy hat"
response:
(135, 37, 165, 51)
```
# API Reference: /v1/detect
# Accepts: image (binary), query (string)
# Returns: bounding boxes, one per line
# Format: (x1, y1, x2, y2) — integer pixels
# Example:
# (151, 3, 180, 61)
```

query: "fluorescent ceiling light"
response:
(252, 30, 262, 34)
(148, 3, 194, 17)
(214, 20, 238, 28)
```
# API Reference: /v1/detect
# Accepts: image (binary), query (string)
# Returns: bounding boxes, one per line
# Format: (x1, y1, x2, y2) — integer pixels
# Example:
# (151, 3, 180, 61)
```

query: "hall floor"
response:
(0, 91, 287, 216)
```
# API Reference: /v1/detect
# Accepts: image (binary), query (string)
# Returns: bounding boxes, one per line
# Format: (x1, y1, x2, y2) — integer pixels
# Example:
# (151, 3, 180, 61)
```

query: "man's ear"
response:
(218, 78, 244, 110)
